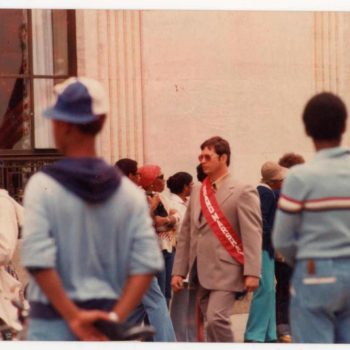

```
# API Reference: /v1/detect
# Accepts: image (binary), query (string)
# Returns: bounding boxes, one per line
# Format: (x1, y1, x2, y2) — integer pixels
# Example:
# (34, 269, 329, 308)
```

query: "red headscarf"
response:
(138, 164, 161, 189)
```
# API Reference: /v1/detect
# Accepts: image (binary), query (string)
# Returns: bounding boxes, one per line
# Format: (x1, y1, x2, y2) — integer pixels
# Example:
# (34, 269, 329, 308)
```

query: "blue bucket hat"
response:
(43, 77, 109, 124)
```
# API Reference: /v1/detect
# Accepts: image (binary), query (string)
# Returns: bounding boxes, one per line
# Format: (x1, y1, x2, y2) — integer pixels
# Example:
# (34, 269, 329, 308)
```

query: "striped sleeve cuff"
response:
(278, 194, 303, 213)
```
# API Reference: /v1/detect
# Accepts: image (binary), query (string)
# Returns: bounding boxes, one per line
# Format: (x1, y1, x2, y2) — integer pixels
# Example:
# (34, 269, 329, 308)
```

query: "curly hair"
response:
(302, 92, 347, 141)
(167, 172, 193, 194)
(278, 153, 305, 169)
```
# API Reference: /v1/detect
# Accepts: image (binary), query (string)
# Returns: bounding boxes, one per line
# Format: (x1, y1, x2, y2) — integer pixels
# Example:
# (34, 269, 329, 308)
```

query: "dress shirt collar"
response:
(211, 172, 230, 191)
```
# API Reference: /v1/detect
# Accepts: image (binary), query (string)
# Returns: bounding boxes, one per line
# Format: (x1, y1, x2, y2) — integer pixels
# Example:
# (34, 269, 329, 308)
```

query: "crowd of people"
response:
(0, 76, 350, 344)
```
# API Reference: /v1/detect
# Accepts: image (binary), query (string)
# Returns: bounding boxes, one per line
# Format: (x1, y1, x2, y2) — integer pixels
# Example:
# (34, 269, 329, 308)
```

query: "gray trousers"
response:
(170, 282, 197, 342)
(198, 285, 236, 342)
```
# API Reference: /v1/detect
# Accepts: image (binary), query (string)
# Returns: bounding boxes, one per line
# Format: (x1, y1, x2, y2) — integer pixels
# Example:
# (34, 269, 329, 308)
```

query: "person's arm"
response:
(272, 172, 305, 266)
(31, 268, 110, 341)
(111, 274, 153, 321)
(171, 197, 192, 292)
(154, 210, 178, 228)
(236, 185, 263, 292)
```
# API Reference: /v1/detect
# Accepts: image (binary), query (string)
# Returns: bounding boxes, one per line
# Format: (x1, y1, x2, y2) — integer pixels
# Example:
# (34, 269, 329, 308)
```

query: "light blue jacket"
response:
(21, 172, 163, 304)
(273, 147, 350, 266)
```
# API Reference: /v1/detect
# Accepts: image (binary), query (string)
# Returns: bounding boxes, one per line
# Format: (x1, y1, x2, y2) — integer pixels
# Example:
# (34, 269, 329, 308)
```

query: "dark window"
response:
(0, 9, 76, 200)
(0, 9, 76, 153)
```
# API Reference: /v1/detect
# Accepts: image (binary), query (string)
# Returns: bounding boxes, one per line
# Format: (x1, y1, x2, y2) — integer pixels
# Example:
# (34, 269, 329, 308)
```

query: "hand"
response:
(275, 252, 285, 263)
(68, 309, 111, 341)
(169, 209, 177, 216)
(147, 194, 160, 211)
(171, 275, 184, 293)
(244, 276, 260, 293)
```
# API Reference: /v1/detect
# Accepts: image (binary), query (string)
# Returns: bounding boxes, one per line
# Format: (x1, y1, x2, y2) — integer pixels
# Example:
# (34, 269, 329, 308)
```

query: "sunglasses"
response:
(198, 154, 219, 162)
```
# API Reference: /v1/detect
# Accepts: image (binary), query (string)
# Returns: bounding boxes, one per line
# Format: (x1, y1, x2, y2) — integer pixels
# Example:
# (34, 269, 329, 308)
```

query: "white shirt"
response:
(168, 193, 188, 237)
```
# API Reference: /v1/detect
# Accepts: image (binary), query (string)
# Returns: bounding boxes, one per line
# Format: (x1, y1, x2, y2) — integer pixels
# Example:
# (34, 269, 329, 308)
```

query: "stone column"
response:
(75, 10, 144, 164)
(313, 12, 342, 94)
(313, 12, 350, 145)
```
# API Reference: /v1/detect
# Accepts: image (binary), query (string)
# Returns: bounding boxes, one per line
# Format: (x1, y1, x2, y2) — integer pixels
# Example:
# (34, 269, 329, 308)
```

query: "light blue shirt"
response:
(21, 172, 163, 304)
(273, 147, 350, 266)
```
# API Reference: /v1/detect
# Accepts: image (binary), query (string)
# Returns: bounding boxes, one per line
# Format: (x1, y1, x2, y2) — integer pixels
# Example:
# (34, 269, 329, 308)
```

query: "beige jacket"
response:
(0, 190, 23, 329)
(172, 174, 262, 292)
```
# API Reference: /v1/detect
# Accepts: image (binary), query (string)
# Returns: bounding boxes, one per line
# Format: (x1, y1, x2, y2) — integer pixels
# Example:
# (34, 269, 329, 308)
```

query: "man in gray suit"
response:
(171, 136, 262, 342)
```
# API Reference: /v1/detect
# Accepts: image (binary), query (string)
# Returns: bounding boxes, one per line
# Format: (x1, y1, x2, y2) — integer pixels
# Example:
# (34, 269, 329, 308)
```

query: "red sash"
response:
(200, 177, 244, 265)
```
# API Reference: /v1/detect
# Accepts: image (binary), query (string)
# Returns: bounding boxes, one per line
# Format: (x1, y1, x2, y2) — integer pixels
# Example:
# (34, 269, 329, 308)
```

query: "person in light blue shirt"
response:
(273, 92, 350, 344)
(20, 77, 163, 341)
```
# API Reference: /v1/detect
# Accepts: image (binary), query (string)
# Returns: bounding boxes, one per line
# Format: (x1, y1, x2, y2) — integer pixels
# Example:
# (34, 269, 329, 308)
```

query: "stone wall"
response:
(75, 10, 350, 184)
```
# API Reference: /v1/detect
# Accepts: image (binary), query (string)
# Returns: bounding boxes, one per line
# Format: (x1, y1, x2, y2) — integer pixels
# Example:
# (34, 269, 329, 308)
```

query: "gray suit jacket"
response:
(172, 174, 262, 292)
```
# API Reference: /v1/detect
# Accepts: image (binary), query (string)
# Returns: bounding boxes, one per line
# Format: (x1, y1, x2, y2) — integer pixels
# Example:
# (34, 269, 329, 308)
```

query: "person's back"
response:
(22, 170, 156, 305)
(273, 92, 350, 343)
(21, 77, 163, 341)
(278, 151, 350, 260)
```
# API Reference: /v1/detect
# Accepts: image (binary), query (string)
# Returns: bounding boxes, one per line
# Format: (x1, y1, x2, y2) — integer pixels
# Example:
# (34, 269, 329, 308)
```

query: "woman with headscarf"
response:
(139, 165, 180, 307)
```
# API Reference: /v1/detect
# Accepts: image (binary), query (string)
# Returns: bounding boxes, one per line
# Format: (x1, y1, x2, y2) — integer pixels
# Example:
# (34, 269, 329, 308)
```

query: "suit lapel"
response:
(215, 175, 235, 207)
(194, 175, 235, 229)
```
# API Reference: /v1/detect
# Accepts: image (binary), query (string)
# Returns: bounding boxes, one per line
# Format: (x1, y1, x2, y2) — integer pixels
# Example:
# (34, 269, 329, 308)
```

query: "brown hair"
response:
(278, 153, 305, 169)
(200, 136, 231, 166)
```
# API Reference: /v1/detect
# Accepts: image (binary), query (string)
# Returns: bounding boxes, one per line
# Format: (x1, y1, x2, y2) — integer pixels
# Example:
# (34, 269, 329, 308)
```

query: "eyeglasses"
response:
(198, 154, 219, 162)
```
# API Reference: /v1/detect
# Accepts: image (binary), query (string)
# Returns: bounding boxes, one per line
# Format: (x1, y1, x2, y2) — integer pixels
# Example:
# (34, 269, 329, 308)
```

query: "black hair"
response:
(196, 164, 207, 182)
(200, 136, 231, 166)
(167, 172, 193, 194)
(303, 92, 347, 141)
(115, 158, 138, 177)
(75, 114, 106, 136)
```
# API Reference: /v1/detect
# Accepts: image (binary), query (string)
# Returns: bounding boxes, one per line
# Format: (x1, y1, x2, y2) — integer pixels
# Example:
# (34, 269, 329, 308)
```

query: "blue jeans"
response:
(127, 277, 176, 341)
(291, 258, 350, 343)
(156, 249, 175, 302)
(27, 318, 77, 340)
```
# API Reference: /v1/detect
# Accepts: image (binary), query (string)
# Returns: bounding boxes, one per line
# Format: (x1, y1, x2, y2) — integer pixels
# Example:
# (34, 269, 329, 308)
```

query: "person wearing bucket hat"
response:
(261, 161, 287, 185)
(244, 161, 287, 343)
(20, 77, 163, 341)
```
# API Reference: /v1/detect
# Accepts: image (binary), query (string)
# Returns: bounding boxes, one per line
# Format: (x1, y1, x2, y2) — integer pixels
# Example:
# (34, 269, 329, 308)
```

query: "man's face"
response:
(198, 147, 227, 176)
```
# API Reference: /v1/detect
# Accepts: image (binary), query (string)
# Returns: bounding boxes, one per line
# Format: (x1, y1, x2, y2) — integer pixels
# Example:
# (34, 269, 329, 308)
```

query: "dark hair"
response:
(196, 164, 207, 182)
(303, 92, 347, 141)
(200, 136, 231, 166)
(115, 158, 138, 177)
(167, 172, 193, 194)
(76, 114, 106, 135)
(278, 153, 305, 169)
